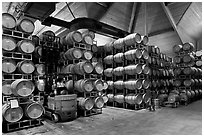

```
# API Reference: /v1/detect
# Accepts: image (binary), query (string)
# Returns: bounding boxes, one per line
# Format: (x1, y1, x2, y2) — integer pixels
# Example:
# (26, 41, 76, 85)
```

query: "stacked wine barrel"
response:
(102, 33, 152, 110)
(2, 13, 44, 132)
(60, 30, 105, 116)
(172, 43, 202, 105)
(148, 45, 175, 106)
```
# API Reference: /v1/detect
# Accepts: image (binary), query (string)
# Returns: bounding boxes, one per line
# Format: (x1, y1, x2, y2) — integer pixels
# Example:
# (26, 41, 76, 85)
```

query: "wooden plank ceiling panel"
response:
(100, 2, 133, 32)
(168, 2, 191, 24)
(177, 2, 202, 40)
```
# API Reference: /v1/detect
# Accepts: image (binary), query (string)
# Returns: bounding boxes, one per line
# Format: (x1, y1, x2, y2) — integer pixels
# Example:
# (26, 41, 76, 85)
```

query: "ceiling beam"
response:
(148, 27, 174, 37)
(6, 2, 13, 13)
(128, 2, 137, 33)
(160, 2, 183, 44)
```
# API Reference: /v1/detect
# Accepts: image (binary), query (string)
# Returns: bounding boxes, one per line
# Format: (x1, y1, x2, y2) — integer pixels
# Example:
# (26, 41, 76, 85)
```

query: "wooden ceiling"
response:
(2, 2, 202, 46)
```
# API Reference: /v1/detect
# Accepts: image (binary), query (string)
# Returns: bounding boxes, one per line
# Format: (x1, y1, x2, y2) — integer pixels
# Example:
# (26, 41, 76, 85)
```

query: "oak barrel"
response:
(2, 58, 17, 73)
(82, 50, 93, 60)
(183, 42, 195, 52)
(2, 103, 23, 123)
(17, 60, 35, 74)
(113, 38, 125, 49)
(142, 91, 151, 104)
(64, 48, 82, 60)
(92, 62, 103, 74)
(124, 79, 142, 90)
(104, 68, 113, 77)
(94, 97, 104, 108)
(124, 33, 141, 46)
(173, 44, 183, 53)
(104, 55, 114, 64)
(17, 18, 35, 34)
(24, 102, 44, 119)
(2, 13, 16, 29)
(107, 94, 114, 102)
(142, 79, 151, 89)
(141, 35, 149, 45)
(104, 41, 114, 52)
(113, 67, 124, 76)
(35, 64, 45, 75)
(183, 54, 195, 63)
(17, 40, 35, 54)
(74, 79, 93, 92)
(142, 49, 149, 60)
(114, 80, 124, 90)
(102, 94, 109, 103)
(124, 49, 142, 60)
(2, 81, 13, 95)
(107, 81, 114, 90)
(11, 79, 35, 97)
(114, 53, 124, 63)
(93, 79, 104, 91)
(65, 80, 74, 91)
(74, 61, 94, 75)
(77, 97, 94, 110)
(34, 46, 42, 58)
(2, 36, 17, 51)
(142, 64, 150, 75)
(82, 34, 93, 45)
(114, 94, 125, 103)
(36, 79, 46, 92)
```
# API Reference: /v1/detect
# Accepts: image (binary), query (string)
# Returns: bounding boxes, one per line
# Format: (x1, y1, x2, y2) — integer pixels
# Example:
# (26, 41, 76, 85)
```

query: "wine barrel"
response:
(2, 58, 17, 73)
(179, 90, 189, 101)
(124, 64, 142, 75)
(17, 60, 35, 74)
(114, 53, 124, 63)
(91, 44, 98, 53)
(77, 97, 94, 110)
(92, 62, 103, 74)
(113, 67, 124, 76)
(141, 35, 149, 45)
(125, 94, 137, 104)
(123, 33, 141, 46)
(34, 46, 42, 58)
(124, 79, 142, 90)
(173, 80, 181, 87)
(124, 49, 142, 60)
(2, 103, 23, 123)
(82, 34, 93, 45)
(35, 64, 45, 75)
(102, 94, 109, 103)
(141, 49, 149, 60)
(142, 79, 151, 89)
(103, 41, 114, 52)
(83, 31, 95, 39)
(2, 36, 17, 51)
(74, 61, 94, 75)
(190, 90, 196, 99)
(74, 79, 93, 92)
(104, 68, 113, 77)
(158, 94, 168, 104)
(114, 80, 124, 90)
(195, 50, 202, 57)
(64, 48, 82, 60)
(183, 42, 195, 52)
(142, 91, 151, 104)
(93, 79, 104, 91)
(17, 18, 35, 34)
(65, 80, 74, 91)
(196, 60, 202, 67)
(183, 54, 195, 63)
(103, 81, 108, 90)
(94, 97, 104, 108)
(113, 38, 125, 49)
(194, 90, 199, 98)
(2, 81, 13, 95)
(155, 46, 160, 54)
(114, 94, 125, 103)
(174, 68, 182, 76)
(173, 56, 181, 64)
(64, 31, 83, 45)
(142, 64, 150, 75)
(168, 93, 180, 103)
(183, 79, 195, 87)
(11, 79, 35, 97)
(24, 102, 44, 119)
(148, 57, 152, 64)
(104, 55, 114, 64)
(35, 79, 46, 92)
(17, 40, 35, 54)
(173, 44, 183, 53)
(2, 13, 17, 29)
(151, 80, 157, 88)
(62, 64, 75, 74)
(107, 94, 114, 102)
(183, 67, 195, 75)
(82, 50, 93, 60)
(107, 81, 114, 90)
(40, 30, 55, 42)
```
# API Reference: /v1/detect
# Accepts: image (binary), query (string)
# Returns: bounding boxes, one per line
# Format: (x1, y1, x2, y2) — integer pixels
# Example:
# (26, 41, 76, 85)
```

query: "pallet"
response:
(2, 95, 35, 104)
(2, 28, 31, 40)
(124, 58, 146, 66)
(2, 74, 32, 80)
(78, 108, 102, 117)
(163, 101, 179, 108)
(2, 118, 42, 133)
(125, 103, 145, 110)
(2, 51, 32, 60)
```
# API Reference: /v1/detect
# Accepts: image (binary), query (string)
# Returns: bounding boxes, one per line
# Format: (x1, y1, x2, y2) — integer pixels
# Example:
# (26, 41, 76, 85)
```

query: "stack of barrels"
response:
(171, 43, 202, 105)
(60, 30, 106, 115)
(102, 33, 152, 110)
(148, 45, 174, 106)
(2, 13, 44, 128)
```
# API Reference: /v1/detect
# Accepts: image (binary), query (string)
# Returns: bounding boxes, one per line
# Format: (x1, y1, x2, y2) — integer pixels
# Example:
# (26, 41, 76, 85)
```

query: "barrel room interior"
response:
(1, 2, 202, 135)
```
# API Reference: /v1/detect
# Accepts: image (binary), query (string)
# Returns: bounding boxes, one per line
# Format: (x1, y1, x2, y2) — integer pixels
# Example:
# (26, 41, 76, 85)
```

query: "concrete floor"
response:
(4, 100, 202, 135)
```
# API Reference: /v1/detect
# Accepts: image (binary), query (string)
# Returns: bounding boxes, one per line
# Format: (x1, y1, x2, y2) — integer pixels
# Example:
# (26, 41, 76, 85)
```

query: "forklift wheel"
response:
(52, 113, 59, 122)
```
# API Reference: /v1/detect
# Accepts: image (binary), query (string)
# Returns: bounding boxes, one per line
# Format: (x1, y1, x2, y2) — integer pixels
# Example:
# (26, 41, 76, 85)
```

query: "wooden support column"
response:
(160, 2, 183, 44)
